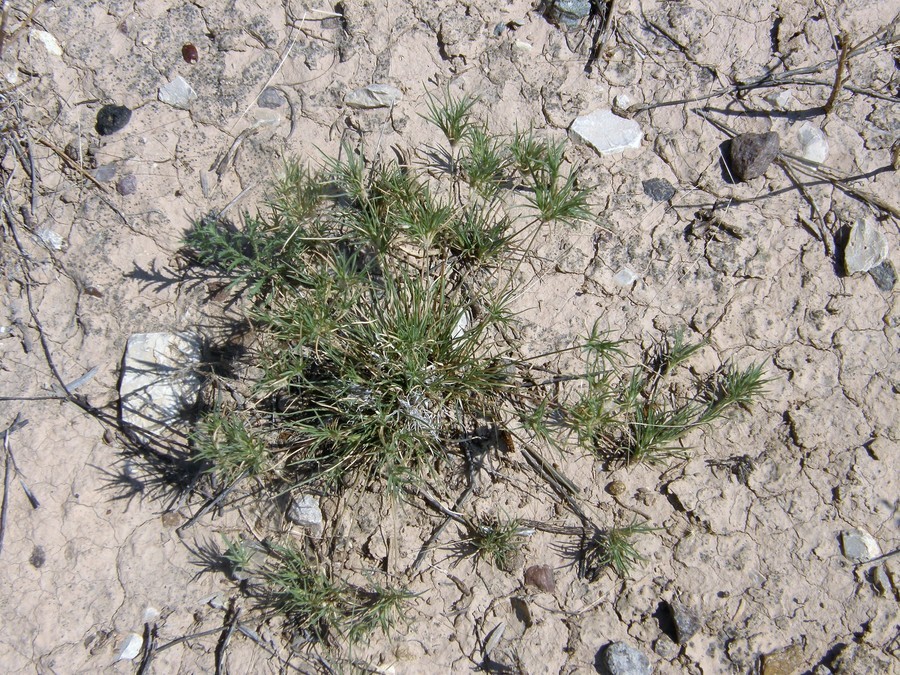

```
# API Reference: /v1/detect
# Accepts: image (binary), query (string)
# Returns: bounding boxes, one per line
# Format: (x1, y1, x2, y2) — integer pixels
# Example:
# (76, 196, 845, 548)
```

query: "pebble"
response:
(599, 642, 651, 675)
(158, 75, 197, 110)
(606, 480, 626, 496)
(796, 122, 828, 163)
(117, 633, 143, 661)
(729, 131, 780, 181)
(653, 635, 679, 660)
(257, 87, 286, 109)
(524, 564, 556, 593)
(181, 43, 199, 64)
(570, 109, 643, 155)
(765, 90, 794, 110)
(668, 597, 701, 643)
(92, 164, 116, 182)
(642, 177, 676, 202)
(64, 139, 95, 167)
(344, 84, 402, 109)
(287, 494, 323, 537)
(613, 267, 639, 286)
(869, 260, 896, 292)
(95, 104, 132, 136)
(31, 30, 63, 57)
(116, 174, 138, 196)
(844, 218, 888, 275)
(36, 228, 65, 250)
(761, 644, 804, 675)
(548, 0, 592, 28)
(840, 528, 880, 563)
(119, 332, 203, 438)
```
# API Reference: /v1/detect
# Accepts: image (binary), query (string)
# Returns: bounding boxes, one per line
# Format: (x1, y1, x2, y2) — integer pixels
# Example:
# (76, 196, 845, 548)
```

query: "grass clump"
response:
(191, 411, 267, 482)
(582, 520, 656, 578)
(180, 89, 770, 647)
(557, 328, 770, 466)
(263, 543, 412, 644)
(462, 516, 529, 571)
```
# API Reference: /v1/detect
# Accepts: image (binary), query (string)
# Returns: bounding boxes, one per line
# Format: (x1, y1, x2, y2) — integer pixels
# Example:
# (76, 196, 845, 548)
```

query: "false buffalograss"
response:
(181, 88, 769, 643)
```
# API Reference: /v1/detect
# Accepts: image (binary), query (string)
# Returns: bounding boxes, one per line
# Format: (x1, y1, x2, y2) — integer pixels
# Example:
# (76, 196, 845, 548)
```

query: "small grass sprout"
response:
(463, 515, 530, 571)
(583, 520, 656, 578)
(700, 361, 771, 423)
(423, 88, 478, 147)
(222, 536, 255, 581)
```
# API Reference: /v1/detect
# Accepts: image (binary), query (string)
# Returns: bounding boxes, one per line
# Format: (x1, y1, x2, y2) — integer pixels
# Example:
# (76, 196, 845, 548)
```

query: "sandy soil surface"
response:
(0, 1, 897, 673)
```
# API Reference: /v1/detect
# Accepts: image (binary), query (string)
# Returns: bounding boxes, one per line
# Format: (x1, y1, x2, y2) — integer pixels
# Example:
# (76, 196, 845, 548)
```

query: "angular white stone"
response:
(287, 494, 323, 536)
(120, 332, 203, 437)
(569, 109, 642, 155)
(844, 218, 888, 275)
(31, 30, 63, 57)
(158, 76, 197, 110)
(344, 84, 402, 109)
(117, 633, 143, 661)
(797, 122, 828, 163)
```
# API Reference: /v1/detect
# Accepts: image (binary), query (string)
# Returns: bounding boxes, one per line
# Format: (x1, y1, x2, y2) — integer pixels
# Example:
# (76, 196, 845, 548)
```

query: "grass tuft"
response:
(583, 520, 656, 578)
(263, 543, 412, 644)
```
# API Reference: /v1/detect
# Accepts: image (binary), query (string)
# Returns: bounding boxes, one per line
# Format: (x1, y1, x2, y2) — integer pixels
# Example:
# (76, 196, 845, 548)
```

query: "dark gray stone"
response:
(870, 260, 896, 291)
(669, 597, 701, 643)
(96, 104, 131, 135)
(729, 131, 780, 181)
(599, 642, 651, 675)
(642, 178, 676, 201)
(257, 87, 286, 109)
(116, 174, 138, 196)
(548, 0, 592, 27)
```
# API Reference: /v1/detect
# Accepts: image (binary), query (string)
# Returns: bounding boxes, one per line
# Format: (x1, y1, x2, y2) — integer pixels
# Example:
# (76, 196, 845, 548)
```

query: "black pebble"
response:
(870, 260, 896, 292)
(30, 545, 46, 568)
(642, 178, 676, 202)
(95, 104, 132, 136)
(729, 131, 780, 181)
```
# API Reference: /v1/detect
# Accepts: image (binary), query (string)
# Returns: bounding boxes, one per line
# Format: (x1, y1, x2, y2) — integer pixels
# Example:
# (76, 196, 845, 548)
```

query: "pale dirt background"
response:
(0, 0, 897, 673)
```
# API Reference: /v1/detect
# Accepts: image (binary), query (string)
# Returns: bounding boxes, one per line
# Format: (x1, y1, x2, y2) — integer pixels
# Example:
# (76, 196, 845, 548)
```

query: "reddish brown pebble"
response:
(182, 43, 199, 64)
(524, 564, 556, 593)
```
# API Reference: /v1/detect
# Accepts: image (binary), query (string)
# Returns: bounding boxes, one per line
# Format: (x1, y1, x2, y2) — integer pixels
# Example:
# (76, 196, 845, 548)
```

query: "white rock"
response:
(840, 528, 881, 563)
(119, 332, 203, 438)
(614, 94, 632, 109)
(844, 218, 888, 275)
(344, 84, 402, 109)
(797, 122, 828, 163)
(158, 76, 197, 110)
(287, 494, 323, 536)
(31, 30, 63, 57)
(513, 40, 533, 52)
(613, 267, 640, 286)
(117, 633, 143, 661)
(142, 606, 160, 622)
(36, 228, 65, 251)
(766, 90, 794, 110)
(451, 310, 470, 340)
(569, 109, 642, 155)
